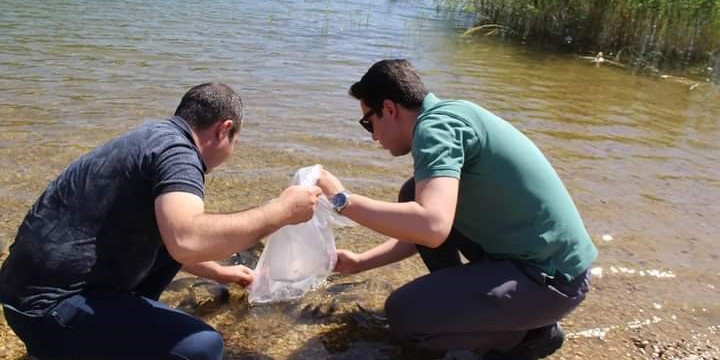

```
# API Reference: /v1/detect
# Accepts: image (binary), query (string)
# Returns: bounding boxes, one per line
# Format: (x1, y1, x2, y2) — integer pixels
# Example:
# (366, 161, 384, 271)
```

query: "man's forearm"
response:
(342, 194, 449, 248)
(357, 238, 418, 272)
(161, 198, 288, 265)
(322, 176, 457, 248)
(157, 186, 319, 265)
(177, 201, 287, 264)
(182, 261, 222, 280)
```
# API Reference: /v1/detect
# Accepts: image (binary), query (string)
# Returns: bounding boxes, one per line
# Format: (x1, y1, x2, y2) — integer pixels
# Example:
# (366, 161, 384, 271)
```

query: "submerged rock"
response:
(164, 277, 232, 316)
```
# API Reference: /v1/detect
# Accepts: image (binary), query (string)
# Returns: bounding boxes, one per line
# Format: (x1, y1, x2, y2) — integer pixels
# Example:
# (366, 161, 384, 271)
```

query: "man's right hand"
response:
(276, 185, 322, 224)
(316, 169, 345, 198)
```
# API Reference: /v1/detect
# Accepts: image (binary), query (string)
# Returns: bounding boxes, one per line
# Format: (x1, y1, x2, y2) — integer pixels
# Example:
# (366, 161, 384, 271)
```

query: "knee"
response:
(384, 288, 415, 340)
(172, 330, 224, 360)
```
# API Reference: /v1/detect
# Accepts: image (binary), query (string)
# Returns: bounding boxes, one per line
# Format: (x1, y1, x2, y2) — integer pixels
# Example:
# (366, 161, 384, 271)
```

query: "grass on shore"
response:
(441, 0, 720, 78)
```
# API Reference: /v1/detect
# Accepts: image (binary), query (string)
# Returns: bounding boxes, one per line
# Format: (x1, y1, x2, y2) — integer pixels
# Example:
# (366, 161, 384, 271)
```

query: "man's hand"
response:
(316, 169, 345, 198)
(334, 249, 363, 274)
(276, 185, 322, 224)
(333, 240, 417, 275)
(214, 264, 254, 287)
(182, 261, 254, 287)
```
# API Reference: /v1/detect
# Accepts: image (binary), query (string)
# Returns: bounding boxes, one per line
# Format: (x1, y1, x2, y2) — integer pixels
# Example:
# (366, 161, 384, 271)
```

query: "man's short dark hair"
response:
(349, 59, 428, 113)
(174, 83, 243, 138)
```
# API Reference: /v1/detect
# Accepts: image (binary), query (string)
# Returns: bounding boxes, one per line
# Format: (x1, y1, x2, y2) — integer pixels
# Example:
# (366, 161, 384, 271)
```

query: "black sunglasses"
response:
(358, 109, 375, 133)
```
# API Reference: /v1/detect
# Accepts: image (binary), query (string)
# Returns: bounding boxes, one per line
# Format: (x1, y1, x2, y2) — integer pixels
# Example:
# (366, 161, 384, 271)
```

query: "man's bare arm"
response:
(155, 185, 321, 264)
(318, 173, 459, 248)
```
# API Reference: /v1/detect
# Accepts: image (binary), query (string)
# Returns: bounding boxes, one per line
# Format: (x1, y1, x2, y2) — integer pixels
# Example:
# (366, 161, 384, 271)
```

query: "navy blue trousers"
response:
(2, 249, 223, 360)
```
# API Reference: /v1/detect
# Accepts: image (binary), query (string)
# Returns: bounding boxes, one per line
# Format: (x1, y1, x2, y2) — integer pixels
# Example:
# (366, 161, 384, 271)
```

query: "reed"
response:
(442, 0, 720, 75)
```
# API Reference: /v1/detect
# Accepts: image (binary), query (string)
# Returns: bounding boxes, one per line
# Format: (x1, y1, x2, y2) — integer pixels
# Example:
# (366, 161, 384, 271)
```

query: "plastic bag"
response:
(248, 165, 354, 304)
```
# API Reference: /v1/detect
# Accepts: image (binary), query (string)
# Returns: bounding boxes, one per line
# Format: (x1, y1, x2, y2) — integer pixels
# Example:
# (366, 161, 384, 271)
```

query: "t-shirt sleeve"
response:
(412, 115, 476, 181)
(150, 141, 205, 199)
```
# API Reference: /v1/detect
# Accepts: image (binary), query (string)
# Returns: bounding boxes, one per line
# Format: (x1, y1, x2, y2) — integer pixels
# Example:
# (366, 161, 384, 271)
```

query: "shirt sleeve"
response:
(412, 114, 477, 181)
(150, 140, 205, 199)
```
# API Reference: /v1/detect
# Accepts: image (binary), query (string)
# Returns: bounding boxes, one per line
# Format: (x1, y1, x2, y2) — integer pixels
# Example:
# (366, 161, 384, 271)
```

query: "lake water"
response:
(1, 0, 719, 359)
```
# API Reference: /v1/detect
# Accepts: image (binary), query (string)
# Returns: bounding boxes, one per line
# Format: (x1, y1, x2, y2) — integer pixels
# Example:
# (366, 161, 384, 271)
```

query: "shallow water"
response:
(1, 0, 719, 359)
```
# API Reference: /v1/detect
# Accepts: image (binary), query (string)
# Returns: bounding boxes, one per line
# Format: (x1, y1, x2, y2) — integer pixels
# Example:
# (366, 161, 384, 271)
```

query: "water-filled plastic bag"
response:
(248, 165, 353, 304)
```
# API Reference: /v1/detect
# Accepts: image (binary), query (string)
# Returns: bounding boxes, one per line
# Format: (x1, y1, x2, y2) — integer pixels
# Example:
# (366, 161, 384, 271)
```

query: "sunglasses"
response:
(358, 109, 376, 133)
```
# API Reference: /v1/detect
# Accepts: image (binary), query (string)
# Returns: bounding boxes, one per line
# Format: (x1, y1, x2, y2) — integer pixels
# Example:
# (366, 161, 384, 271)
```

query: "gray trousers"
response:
(384, 178, 590, 351)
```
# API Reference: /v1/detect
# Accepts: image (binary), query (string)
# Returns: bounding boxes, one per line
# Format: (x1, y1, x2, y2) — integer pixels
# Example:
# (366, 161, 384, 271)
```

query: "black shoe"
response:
(484, 323, 564, 360)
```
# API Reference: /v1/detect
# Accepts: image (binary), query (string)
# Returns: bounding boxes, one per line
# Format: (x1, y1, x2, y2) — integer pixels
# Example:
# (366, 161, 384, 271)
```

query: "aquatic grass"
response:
(441, 0, 720, 77)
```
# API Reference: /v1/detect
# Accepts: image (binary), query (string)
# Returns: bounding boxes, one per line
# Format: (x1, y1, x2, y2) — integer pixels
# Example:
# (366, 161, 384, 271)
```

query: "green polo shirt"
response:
(412, 93, 597, 280)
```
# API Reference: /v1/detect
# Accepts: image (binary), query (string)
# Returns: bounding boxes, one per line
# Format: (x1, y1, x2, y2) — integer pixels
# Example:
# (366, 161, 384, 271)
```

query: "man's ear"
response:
(383, 99, 397, 118)
(217, 119, 233, 140)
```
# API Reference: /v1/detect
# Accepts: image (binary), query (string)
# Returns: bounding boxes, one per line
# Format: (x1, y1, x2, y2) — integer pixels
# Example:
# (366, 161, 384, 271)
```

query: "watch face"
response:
(332, 192, 348, 208)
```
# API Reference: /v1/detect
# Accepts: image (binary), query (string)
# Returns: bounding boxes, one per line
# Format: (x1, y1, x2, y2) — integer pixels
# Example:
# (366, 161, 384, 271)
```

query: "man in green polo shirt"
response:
(317, 59, 597, 359)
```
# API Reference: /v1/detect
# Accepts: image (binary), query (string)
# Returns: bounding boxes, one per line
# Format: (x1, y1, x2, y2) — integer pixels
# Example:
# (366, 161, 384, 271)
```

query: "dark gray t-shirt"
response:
(0, 116, 206, 316)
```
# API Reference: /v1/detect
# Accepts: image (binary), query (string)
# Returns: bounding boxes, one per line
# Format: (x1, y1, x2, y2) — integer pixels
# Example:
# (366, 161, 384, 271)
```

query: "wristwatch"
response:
(331, 190, 351, 214)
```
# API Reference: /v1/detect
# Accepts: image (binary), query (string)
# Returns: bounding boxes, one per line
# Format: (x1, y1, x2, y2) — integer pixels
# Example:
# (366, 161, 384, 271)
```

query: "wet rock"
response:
(164, 277, 231, 316)
(165, 277, 204, 292)
(326, 279, 369, 294)
(350, 303, 389, 332)
(223, 242, 264, 269)
(191, 281, 230, 313)
(297, 299, 340, 320)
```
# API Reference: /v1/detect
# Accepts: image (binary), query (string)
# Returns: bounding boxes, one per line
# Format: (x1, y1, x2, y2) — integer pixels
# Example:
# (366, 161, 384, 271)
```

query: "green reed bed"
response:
(442, 0, 720, 77)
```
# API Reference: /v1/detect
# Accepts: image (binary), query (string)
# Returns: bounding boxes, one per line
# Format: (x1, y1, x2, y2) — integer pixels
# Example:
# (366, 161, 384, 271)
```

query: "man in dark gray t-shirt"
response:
(0, 83, 321, 360)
